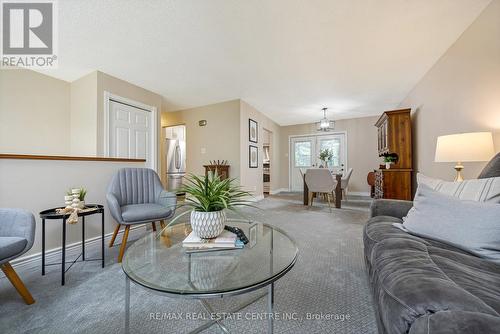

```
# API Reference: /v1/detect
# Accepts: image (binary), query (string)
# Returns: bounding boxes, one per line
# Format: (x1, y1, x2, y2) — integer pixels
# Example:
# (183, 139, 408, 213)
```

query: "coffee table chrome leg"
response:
(198, 299, 230, 334)
(268, 283, 274, 333)
(125, 276, 130, 334)
(188, 291, 268, 334)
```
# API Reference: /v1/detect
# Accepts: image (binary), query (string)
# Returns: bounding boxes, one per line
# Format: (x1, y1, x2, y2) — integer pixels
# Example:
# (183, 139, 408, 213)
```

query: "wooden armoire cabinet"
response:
(374, 109, 413, 201)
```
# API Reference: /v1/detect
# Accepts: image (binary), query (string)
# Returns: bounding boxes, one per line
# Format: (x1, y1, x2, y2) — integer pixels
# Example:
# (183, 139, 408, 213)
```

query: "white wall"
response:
(400, 0, 500, 180)
(0, 159, 146, 258)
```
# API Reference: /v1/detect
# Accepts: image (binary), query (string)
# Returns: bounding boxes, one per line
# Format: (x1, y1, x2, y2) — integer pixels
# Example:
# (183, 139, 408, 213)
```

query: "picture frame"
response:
(249, 145, 258, 168)
(249, 119, 258, 143)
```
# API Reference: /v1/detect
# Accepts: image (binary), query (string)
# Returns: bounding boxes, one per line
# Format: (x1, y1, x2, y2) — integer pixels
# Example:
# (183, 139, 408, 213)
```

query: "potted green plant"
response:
(382, 153, 397, 169)
(78, 187, 87, 208)
(318, 148, 333, 168)
(171, 173, 254, 238)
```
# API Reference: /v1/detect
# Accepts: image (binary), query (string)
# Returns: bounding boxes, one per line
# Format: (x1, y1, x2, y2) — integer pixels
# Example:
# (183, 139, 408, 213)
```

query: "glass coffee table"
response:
(122, 218, 298, 333)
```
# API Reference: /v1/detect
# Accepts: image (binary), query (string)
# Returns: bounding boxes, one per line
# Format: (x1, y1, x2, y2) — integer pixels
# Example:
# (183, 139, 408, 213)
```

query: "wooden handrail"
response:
(0, 153, 146, 162)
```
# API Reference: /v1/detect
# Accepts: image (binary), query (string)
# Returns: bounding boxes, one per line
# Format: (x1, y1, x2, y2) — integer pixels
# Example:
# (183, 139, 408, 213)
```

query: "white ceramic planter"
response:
(385, 162, 392, 169)
(190, 210, 226, 239)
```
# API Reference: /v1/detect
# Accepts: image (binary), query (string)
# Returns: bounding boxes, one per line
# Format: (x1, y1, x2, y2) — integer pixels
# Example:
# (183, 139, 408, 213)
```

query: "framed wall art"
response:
(249, 119, 258, 143)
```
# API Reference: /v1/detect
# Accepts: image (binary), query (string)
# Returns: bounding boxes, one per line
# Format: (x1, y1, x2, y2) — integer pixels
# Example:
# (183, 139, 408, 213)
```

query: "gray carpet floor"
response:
(0, 193, 377, 334)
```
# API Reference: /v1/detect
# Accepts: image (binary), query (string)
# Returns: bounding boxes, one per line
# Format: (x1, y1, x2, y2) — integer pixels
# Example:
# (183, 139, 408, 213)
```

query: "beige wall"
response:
(70, 71, 98, 156)
(0, 69, 71, 155)
(161, 100, 241, 180)
(400, 0, 500, 181)
(1, 69, 163, 163)
(239, 100, 281, 196)
(0, 159, 146, 258)
(279, 116, 379, 194)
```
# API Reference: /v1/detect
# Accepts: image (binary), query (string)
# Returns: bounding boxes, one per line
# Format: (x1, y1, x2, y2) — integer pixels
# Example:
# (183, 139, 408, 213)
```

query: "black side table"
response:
(39, 205, 105, 285)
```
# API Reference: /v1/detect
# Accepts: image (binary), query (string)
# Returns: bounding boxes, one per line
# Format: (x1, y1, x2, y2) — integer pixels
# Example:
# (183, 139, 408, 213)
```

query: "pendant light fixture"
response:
(316, 107, 335, 132)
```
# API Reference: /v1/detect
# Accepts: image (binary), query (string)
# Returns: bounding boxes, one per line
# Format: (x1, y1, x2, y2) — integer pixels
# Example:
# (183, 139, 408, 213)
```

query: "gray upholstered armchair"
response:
(0, 209, 36, 304)
(106, 168, 177, 262)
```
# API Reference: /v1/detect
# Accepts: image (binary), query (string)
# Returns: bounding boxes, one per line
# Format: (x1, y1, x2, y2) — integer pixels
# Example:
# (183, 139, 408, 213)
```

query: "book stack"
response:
(182, 231, 244, 250)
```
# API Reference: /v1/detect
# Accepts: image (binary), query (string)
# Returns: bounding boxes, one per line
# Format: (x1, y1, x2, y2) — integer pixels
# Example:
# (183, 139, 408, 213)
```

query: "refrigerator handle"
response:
(175, 145, 181, 170)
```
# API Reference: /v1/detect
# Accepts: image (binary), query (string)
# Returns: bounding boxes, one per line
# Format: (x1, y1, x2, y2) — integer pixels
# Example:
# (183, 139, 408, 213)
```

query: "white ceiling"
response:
(46, 0, 491, 125)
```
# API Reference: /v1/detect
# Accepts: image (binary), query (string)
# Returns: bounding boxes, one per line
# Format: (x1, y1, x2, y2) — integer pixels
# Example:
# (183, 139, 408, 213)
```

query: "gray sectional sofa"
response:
(364, 153, 500, 334)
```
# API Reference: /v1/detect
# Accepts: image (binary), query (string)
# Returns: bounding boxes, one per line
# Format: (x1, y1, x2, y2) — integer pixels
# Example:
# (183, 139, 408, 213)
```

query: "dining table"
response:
(302, 171, 343, 208)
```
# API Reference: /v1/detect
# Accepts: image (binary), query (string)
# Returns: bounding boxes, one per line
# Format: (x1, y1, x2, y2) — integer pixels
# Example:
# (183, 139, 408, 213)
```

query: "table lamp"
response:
(435, 132, 495, 181)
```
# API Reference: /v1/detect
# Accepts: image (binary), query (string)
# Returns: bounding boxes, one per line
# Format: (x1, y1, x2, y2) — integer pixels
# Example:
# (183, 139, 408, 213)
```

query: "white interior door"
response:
(289, 133, 347, 191)
(109, 100, 151, 163)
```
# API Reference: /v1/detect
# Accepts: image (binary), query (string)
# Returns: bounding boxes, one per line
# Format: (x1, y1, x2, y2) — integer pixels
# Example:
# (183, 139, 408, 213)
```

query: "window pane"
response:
(319, 139, 341, 167)
(294, 141, 312, 167)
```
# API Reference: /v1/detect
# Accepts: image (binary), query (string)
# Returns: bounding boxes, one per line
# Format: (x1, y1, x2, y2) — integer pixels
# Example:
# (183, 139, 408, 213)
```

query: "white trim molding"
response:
(347, 191, 371, 197)
(0, 224, 148, 279)
(269, 188, 289, 195)
(103, 91, 158, 171)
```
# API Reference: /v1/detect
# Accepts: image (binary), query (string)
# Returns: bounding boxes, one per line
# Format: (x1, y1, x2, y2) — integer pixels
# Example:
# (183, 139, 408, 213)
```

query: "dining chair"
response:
(304, 168, 337, 212)
(106, 168, 177, 262)
(0, 209, 36, 304)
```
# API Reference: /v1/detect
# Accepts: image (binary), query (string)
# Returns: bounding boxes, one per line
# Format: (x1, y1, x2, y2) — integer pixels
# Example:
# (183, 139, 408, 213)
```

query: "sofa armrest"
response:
(106, 193, 122, 224)
(370, 199, 413, 219)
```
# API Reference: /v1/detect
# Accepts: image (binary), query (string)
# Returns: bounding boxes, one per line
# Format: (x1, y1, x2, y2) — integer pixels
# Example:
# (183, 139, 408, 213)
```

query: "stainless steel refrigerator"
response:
(165, 138, 186, 192)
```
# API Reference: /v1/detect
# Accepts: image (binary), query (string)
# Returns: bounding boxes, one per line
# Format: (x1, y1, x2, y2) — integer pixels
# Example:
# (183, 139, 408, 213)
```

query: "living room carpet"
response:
(0, 194, 377, 334)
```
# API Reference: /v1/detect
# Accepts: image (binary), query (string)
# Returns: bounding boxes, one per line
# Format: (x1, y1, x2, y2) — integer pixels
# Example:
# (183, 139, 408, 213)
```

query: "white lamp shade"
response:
(435, 132, 495, 163)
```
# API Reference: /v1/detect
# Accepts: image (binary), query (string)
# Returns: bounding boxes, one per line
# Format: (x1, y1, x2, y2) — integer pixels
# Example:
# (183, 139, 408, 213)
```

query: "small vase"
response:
(190, 210, 226, 239)
(78, 201, 85, 209)
(385, 162, 391, 169)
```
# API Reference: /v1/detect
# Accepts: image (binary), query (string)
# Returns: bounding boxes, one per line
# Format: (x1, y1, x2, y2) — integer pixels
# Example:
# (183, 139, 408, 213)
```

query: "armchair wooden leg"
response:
(118, 225, 131, 263)
(326, 193, 332, 212)
(160, 220, 166, 229)
(109, 224, 121, 248)
(1, 262, 35, 305)
(151, 222, 157, 232)
(308, 192, 313, 206)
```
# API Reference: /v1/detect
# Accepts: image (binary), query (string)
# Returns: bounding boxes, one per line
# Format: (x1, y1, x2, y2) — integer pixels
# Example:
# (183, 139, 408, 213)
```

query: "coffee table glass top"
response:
(122, 219, 298, 297)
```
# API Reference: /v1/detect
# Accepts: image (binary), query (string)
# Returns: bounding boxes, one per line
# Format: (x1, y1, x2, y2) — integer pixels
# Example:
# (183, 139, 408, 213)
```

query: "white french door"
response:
(289, 133, 347, 191)
(109, 100, 151, 162)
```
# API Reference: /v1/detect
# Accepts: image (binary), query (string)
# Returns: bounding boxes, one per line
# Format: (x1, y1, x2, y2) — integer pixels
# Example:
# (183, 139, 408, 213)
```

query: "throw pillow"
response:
(397, 185, 500, 262)
(417, 173, 500, 203)
(478, 152, 500, 179)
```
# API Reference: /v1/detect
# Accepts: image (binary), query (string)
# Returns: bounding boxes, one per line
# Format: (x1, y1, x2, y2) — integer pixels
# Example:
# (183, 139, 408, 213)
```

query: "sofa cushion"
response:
(364, 218, 500, 334)
(121, 203, 173, 223)
(0, 237, 27, 261)
(409, 311, 500, 334)
(399, 185, 500, 262)
(478, 152, 500, 179)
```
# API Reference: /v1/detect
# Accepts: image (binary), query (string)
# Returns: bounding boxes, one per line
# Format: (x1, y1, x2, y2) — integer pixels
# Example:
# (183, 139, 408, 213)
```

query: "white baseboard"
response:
(252, 195, 265, 202)
(269, 188, 289, 195)
(347, 191, 370, 197)
(1, 224, 148, 279)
